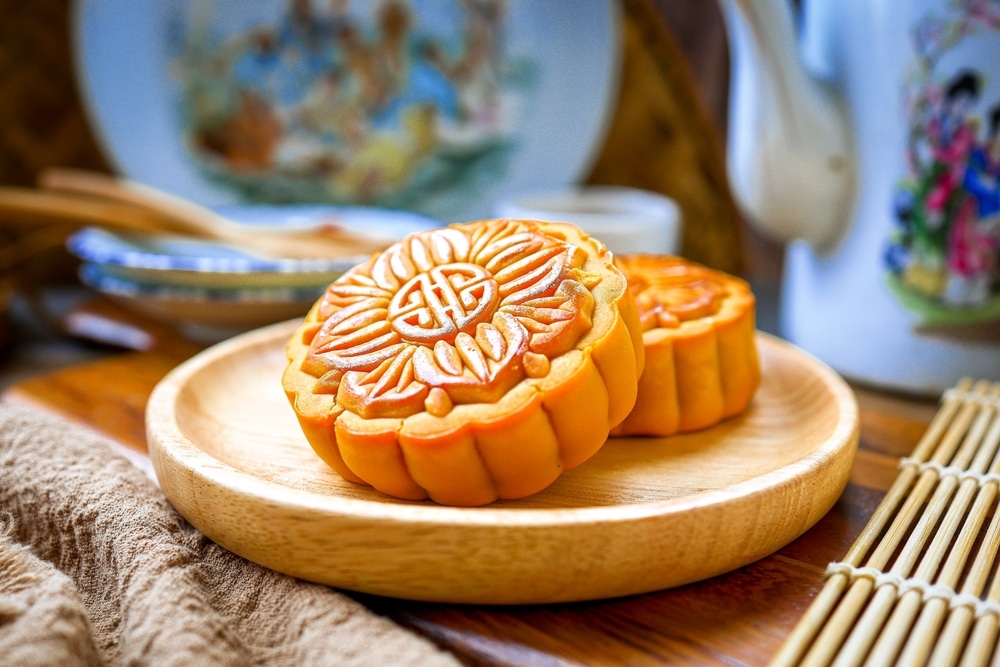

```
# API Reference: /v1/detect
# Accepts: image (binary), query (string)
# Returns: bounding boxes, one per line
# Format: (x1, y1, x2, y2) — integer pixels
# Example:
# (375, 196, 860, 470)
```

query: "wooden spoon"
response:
(0, 187, 186, 236)
(33, 168, 402, 260)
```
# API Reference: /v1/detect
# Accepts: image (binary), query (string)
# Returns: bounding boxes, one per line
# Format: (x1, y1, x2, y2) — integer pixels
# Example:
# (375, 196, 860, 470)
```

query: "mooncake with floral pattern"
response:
(283, 219, 644, 506)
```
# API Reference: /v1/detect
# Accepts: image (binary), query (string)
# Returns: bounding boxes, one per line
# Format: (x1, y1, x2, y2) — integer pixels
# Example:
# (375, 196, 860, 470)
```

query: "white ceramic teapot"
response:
(721, 0, 1000, 394)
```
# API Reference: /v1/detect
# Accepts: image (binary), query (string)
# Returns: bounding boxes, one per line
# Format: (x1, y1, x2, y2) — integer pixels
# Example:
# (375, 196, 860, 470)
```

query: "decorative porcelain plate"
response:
(146, 321, 860, 604)
(73, 0, 621, 222)
(78, 264, 322, 342)
(67, 204, 441, 289)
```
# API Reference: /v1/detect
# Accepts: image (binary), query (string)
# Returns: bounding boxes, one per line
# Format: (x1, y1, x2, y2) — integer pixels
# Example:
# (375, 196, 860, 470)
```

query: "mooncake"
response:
(283, 219, 644, 506)
(611, 254, 760, 437)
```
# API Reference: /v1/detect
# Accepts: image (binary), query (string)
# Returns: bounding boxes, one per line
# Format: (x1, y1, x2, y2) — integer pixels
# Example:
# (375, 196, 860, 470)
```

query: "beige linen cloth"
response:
(0, 402, 460, 667)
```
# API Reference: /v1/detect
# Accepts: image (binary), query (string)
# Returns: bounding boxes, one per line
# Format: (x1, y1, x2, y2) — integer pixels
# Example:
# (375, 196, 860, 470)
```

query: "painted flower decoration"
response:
(966, 0, 1000, 29)
(284, 219, 644, 505)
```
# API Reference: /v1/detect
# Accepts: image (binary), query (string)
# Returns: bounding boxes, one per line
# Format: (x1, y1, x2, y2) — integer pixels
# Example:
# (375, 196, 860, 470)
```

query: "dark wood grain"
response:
(3, 350, 182, 452)
(359, 483, 888, 666)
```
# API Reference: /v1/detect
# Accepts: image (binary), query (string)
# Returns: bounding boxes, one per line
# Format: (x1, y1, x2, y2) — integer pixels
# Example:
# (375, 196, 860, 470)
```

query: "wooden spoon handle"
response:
(0, 186, 186, 235)
(38, 168, 234, 241)
(0, 187, 330, 261)
(35, 169, 404, 260)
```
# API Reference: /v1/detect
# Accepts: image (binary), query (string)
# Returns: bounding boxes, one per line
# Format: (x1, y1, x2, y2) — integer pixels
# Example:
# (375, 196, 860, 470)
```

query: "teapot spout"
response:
(721, 0, 855, 249)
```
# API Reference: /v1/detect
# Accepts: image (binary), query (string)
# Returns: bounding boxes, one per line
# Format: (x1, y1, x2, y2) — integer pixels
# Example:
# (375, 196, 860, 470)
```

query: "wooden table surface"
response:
(0, 298, 942, 666)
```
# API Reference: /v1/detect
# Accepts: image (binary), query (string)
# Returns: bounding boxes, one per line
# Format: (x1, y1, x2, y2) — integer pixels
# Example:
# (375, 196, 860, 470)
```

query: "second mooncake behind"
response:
(611, 254, 760, 437)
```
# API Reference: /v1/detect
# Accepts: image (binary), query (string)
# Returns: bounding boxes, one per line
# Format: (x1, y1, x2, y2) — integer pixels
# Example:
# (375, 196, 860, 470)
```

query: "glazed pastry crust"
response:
(283, 219, 644, 506)
(611, 254, 760, 437)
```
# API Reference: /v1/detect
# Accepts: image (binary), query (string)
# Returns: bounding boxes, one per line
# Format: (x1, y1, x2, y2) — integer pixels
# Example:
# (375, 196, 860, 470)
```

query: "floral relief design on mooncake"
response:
(284, 219, 644, 506)
(301, 221, 596, 417)
(627, 260, 731, 330)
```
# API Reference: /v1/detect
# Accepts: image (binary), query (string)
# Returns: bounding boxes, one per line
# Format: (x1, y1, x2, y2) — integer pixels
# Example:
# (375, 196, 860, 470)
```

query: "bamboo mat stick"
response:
(954, 393, 1000, 667)
(770, 379, 992, 667)
(960, 617, 998, 667)
(930, 507, 1000, 667)
(851, 446, 993, 667)
(912, 493, 997, 667)
(970, 594, 1000, 665)
(912, 404, 1000, 667)
(955, 603, 996, 667)
(838, 450, 972, 667)
(774, 378, 977, 667)
(874, 388, 1000, 665)
(799, 381, 990, 667)
(958, 461, 1000, 664)
(843, 383, 998, 665)
(832, 586, 903, 667)
(965, 538, 1000, 666)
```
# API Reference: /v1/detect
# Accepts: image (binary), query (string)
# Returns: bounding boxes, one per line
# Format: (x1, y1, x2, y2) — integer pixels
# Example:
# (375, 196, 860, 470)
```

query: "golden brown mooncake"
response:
(282, 218, 644, 506)
(611, 254, 760, 437)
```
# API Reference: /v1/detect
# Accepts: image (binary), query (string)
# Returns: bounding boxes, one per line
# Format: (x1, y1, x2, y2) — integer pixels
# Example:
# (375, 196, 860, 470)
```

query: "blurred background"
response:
(0, 0, 782, 385)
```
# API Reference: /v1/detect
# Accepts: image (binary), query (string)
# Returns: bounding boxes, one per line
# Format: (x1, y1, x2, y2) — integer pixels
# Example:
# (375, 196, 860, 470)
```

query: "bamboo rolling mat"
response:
(773, 378, 1000, 666)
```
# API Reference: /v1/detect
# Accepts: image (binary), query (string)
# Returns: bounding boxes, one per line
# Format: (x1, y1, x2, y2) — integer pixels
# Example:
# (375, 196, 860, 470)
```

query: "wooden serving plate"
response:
(146, 320, 859, 604)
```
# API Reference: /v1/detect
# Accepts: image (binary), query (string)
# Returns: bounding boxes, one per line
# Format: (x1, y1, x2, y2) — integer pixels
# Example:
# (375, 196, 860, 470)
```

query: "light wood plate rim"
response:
(147, 319, 860, 603)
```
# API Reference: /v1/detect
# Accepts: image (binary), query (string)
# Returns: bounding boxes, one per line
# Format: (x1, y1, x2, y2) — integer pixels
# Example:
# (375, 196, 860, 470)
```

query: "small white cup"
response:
(494, 185, 682, 256)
